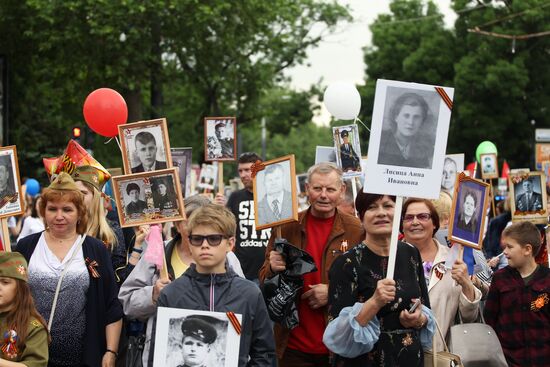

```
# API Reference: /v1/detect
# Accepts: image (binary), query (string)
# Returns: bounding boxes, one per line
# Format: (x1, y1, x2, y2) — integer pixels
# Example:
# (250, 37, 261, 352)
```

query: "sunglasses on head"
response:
(403, 213, 432, 223)
(188, 234, 227, 247)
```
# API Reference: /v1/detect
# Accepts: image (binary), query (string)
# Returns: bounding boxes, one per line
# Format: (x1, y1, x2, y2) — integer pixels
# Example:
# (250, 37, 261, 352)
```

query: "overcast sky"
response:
(285, 0, 456, 124)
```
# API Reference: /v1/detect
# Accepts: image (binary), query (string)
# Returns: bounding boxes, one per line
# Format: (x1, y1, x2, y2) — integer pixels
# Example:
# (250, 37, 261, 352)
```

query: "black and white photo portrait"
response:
(377, 88, 439, 169)
(123, 181, 148, 218)
(364, 80, 453, 199)
(0, 146, 23, 218)
(197, 164, 218, 192)
(171, 148, 193, 198)
(204, 117, 237, 161)
(441, 154, 464, 197)
(480, 153, 498, 179)
(154, 308, 241, 367)
(112, 168, 185, 227)
(449, 174, 489, 249)
(119, 118, 172, 175)
(253, 155, 298, 230)
(333, 124, 361, 177)
(514, 176, 543, 212)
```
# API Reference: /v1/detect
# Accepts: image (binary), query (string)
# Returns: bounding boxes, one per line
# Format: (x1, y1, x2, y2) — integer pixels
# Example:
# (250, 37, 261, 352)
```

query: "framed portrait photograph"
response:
(509, 171, 548, 224)
(197, 163, 218, 192)
(204, 117, 237, 161)
(480, 153, 499, 179)
(315, 146, 337, 165)
(153, 307, 241, 367)
(171, 147, 193, 198)
(111, 168, 184, 228)
(0, 146, 24, 219)
(364, 79, 453, 199)
(333, 124, 362, 178)
(253, 155, 298, 230)
(448, 173, 490, 249)
(118, 118, 173, 175)
(441, 153, 464, 197)
(296, 173, 307, 195)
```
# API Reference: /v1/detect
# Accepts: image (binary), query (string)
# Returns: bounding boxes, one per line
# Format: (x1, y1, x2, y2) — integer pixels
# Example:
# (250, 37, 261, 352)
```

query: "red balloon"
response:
(83, 88, 128, 138)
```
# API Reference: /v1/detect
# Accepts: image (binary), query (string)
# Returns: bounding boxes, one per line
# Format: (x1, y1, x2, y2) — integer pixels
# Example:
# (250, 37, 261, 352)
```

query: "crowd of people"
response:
(1, 146, 549, 367)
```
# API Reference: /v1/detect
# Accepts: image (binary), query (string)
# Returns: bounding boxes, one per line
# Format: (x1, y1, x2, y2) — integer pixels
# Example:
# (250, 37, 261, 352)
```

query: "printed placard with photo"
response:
(118, 118, 173, 175)
(253, 155, 298, 230)
(509, 171, 548, 224)
(197, 163, 218, 192)
(154, 307, 241, 367)
(315, 146, 337, 165)
(333, 124, 362, 178)
(112, 168, 184, 228)
(448, 173, 490, 250)
(480, 153, 499, 179)
(171, 147, 193, 198)
(441, 153, 464, 197)
(0, 146, 24, 219)
(204, 117, 237, 162)
(364, 79, 453, 199)
(535, 143, 550, 170)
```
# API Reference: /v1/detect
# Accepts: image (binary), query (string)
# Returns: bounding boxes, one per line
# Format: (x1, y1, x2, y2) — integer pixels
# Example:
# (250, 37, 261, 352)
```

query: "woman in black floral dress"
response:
(323, 192, 435, 366)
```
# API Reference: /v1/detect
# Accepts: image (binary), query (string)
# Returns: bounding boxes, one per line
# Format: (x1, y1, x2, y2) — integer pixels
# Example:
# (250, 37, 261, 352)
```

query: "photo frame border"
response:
(203, 116, 237, 162)
(509, 171, 548, 224)
(448, 173, 490, 250)
(153, 307, 242, 367)
(118, 118, 173, 175)
(111, 167, 184, 228)
(0, 145, 24, 219)
(480, 153, 499, 179)
(253, 154, 298, 231)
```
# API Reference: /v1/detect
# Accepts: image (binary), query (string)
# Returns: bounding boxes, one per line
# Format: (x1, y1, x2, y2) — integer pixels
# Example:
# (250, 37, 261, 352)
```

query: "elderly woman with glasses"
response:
(323, 192, 435, 366)
(401, 198, 481, 352)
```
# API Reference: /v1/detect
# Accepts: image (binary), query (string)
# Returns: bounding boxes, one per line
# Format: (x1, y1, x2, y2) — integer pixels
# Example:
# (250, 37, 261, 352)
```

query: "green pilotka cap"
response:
(0, 252, 28, 282)
(49, 172, 80, 191)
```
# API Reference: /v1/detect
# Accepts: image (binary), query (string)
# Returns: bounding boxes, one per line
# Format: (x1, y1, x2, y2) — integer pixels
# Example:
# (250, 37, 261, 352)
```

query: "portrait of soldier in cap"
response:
(124, 182, 147, 217)
(338, 129, 360, 172)
(177, 317, 218, 367)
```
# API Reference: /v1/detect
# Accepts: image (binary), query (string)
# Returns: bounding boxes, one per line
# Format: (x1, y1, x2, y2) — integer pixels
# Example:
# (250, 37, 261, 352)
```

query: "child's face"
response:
(189, 224, 234, 274)
(0, 277, 17, 312)
(502, 236, 531, 269)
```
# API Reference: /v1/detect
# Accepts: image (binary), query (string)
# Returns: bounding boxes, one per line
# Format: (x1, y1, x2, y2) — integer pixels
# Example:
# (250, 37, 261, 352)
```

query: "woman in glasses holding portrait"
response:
(323, 193, 435, 366)
(401, 198, 481, 352)
(118, 195, 243, 366)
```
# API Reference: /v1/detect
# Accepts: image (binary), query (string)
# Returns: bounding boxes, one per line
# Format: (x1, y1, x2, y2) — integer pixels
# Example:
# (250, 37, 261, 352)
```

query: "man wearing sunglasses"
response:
(157, 204, 276, 366)
(259, 162, 364, 367)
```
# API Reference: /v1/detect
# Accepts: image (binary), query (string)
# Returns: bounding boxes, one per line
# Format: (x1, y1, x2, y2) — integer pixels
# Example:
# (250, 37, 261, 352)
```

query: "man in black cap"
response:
(178, 317, 217, 367)
(339, 130, 359, 172)
(125, 182, 147, 217)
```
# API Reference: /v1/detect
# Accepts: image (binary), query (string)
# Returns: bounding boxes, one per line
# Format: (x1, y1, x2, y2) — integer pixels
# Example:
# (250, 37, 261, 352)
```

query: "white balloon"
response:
(323, 82, 361, 120)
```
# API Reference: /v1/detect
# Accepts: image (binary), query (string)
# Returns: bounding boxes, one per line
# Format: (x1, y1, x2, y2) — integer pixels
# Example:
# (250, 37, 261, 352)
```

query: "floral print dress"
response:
(327, 241, 430, 367)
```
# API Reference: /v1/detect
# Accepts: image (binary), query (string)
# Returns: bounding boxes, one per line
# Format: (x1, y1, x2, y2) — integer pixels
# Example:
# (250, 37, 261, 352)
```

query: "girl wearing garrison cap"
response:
(0, 251, 49, 365)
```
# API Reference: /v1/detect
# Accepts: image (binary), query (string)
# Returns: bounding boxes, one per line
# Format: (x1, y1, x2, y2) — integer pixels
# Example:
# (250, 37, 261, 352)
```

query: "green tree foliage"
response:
(0, 0, 350, 180)
(360, 0, 550, 167)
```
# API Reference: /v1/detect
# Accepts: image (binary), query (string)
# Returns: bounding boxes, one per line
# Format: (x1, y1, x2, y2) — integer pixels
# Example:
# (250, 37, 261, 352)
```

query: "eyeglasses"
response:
(403, 213, 432, 223)
(188, 234, 227, 247)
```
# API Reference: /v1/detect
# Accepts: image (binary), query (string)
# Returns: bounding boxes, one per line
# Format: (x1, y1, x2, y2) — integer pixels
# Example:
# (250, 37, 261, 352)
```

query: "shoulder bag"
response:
(424, 318, 463, 367)
(447, 312, 507, 367)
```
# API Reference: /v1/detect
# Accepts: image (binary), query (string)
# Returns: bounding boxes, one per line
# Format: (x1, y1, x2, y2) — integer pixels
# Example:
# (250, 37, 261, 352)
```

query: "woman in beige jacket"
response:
(402, 198, 481, 352)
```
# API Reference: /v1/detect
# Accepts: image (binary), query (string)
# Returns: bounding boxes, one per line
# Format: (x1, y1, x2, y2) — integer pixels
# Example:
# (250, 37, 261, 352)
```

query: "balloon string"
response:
(104, 137, 114, 145)
(354, 117, 370, 132)
(114, 136, 123, 153)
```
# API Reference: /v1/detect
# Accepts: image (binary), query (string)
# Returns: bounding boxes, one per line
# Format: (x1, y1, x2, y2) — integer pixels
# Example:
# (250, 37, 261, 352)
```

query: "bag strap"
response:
(47, 235, 87, 331)
(431, 314, 452, 364)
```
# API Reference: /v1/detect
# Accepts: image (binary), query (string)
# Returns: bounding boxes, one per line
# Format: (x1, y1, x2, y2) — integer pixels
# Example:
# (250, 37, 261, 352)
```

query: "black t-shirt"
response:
(226, 189, 271, 280)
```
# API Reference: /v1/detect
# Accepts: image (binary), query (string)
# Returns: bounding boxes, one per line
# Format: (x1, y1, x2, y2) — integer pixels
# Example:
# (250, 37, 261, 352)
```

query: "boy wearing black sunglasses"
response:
(156, 204, 276, 366)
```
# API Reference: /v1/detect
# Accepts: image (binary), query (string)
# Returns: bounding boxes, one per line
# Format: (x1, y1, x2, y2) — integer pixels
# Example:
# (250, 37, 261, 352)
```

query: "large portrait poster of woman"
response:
(364, 80, 453, 199)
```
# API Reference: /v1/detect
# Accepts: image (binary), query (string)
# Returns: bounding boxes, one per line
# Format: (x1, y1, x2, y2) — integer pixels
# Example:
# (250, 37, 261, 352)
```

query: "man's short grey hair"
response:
(306, 162, 343, 185)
